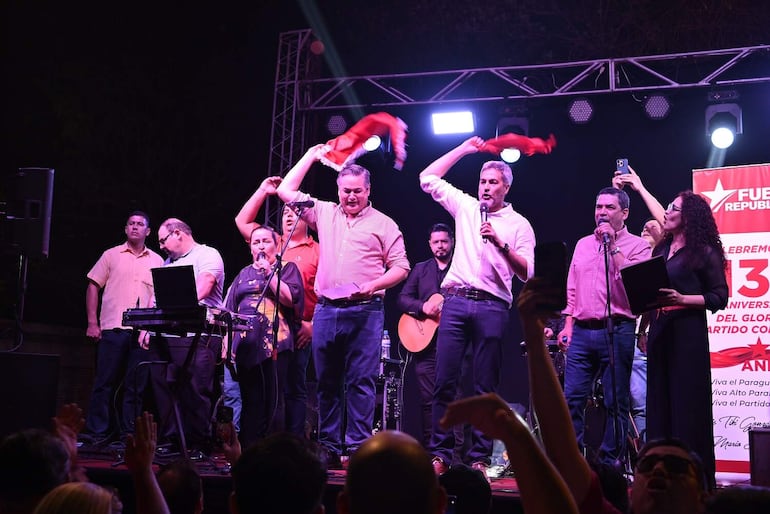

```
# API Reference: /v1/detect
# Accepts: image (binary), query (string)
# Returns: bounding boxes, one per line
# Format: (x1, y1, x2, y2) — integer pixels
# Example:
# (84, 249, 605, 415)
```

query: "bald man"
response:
(338, 431, 447, 514)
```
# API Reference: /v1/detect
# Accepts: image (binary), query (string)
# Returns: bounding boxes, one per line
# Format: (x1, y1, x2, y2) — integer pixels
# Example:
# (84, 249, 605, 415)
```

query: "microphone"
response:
(287, 200, 315, 208)
(480, 203, 489, 244)
(598, 219, 611, 246)
(257, 252, 268, 274)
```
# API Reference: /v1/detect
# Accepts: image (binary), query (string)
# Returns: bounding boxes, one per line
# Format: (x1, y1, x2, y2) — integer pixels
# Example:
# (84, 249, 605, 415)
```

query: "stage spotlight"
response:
(705, 103, 742, 149)
(567, 98, 594, 124)
(327, 114, 348, 136)
(500, 148, 521, 163)
(643, 94, 671, 120)
(431, 111, 475, 135)
(363, 135, 381, 152)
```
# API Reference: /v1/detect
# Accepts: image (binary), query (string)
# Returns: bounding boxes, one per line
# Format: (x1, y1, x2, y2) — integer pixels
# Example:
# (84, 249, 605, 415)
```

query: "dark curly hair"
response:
(662, 190, 726, 270)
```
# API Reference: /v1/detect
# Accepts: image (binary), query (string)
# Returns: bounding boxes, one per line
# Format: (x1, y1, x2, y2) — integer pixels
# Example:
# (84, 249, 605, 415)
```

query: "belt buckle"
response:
(466, 289, 482, 301)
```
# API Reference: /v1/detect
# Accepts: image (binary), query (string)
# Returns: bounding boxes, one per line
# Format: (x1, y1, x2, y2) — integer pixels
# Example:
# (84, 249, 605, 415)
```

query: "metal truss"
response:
(299, 44, 770, 110)
(265, 29, 314, 228)
(268, 34, 770, 227)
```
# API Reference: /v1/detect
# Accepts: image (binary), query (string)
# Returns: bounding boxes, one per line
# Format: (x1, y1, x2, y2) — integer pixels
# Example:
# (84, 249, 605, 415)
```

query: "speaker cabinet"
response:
(0, 352, 60, 439)
(7, 167, 55, 258)
(750, 428, 770, 486)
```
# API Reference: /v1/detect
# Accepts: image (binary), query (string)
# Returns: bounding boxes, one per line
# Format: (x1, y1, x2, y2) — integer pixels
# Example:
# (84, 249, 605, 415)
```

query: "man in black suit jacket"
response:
(397, 223, 454, 448)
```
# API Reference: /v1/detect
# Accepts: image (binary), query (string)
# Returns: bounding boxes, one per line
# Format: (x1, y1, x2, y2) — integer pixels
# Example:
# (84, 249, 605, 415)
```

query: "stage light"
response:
(500, 148, 521, 163)
(643, 94, 671, 120)
(567, 98, 594, 124)
(705, 103, 742, 149)
(327, 114, 348, 136)
(363, 135, 381, 152)
(431, 111, 475, 135)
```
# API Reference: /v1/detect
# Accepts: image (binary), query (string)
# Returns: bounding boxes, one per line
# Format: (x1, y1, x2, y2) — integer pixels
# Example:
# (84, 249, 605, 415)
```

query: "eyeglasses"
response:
(666, 202, 682, 212)
(158, 230, 176, 245)
(636, 453, 695, 475)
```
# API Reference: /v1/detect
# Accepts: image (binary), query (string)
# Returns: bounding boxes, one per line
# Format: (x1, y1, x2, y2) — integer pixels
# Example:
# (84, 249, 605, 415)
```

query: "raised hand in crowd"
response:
(125, 412, 170, 514)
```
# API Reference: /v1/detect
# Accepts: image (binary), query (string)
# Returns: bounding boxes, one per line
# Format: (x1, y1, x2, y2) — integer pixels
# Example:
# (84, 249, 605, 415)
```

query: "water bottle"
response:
(380, 329, 391, 376)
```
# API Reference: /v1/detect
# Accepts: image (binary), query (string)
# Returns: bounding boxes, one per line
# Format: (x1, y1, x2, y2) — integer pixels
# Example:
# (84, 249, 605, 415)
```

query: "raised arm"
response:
(518, 279, 616, 511)
(419, 136, 483, 180)
(234, 176, 283, 241)
(613, 166, 666, 226)
(441, 393, 578, 514)
(276, 144, 328, 203)
(124, 412, 171, 514)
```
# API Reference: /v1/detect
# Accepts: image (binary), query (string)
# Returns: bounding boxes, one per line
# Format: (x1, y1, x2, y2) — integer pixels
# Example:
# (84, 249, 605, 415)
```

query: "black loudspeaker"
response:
(750, 428, 770, 486)
(7, 167, 55, 258)
(0, 352, 60, 439)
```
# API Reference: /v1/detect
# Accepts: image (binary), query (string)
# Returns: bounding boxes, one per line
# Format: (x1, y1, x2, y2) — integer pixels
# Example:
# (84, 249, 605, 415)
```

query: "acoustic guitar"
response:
(398, 293, 443, 353)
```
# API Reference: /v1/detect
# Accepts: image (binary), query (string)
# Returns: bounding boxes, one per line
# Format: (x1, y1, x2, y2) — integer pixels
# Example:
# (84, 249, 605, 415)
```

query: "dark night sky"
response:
(2, 1, 770, 408)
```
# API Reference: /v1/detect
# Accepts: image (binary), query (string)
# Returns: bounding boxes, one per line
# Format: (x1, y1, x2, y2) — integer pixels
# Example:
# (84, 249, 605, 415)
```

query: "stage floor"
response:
(80, 445, 523, 514)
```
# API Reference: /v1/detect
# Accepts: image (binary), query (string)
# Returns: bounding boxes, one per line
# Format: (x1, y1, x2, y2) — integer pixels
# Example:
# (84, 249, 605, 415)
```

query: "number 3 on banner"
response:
(729, 258, 770, 298)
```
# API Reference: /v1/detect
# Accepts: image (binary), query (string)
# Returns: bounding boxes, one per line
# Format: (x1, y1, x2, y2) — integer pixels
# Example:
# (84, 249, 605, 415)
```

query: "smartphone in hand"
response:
(616, 158, 629, 174)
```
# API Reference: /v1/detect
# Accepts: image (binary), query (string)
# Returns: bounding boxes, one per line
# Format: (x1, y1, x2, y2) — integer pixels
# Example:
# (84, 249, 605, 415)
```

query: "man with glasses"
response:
(149, 218, 225, 456)
(82, 211, 164, 445)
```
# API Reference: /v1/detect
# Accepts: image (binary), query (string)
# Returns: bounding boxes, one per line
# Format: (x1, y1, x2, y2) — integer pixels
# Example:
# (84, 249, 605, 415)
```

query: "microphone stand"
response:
(601, 236, 623, 471)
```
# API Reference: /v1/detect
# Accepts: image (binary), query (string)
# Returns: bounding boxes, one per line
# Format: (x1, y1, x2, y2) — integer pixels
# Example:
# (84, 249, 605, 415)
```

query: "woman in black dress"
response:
(647, 190, 728, 489)
(224, 225, 303, 448)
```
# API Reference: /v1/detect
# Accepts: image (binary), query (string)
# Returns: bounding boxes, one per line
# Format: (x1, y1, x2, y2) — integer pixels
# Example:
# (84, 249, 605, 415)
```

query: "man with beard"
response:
(277, 145, 410, 467)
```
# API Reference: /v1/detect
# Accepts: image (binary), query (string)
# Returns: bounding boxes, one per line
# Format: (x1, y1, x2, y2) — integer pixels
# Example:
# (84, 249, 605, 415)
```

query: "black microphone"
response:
(257, 252, 268, 273)
(598, 219, 611, 246)
(480, 203, 489, 244)
(287, 200, 315, 208)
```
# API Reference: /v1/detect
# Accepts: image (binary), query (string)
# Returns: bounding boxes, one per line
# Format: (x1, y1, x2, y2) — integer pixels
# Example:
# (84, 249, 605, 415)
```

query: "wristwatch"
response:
(500, 242, 510, 253)
(610, 246, 621, 256)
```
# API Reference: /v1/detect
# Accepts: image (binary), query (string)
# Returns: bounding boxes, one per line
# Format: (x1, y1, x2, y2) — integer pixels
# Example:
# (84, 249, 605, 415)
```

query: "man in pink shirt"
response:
(83, 211, 164, 444)
(557, 187, 651, 469)
(277, 144, 410, 468)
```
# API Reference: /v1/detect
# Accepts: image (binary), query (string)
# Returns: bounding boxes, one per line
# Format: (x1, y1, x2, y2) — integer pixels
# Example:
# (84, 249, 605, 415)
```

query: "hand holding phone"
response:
(616, 158, 629, 174)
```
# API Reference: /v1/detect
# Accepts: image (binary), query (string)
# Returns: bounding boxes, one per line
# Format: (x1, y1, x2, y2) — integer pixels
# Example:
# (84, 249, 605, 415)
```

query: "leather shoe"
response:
(432, 456, 448, 475)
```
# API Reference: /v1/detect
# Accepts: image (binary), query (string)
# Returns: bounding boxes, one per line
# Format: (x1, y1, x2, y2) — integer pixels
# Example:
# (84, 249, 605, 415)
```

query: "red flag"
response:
(480, 133, 557, 157)
(320, 112, 408, 171)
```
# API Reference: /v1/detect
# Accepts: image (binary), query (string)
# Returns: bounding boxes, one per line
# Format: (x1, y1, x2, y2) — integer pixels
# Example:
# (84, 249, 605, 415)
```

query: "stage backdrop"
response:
(692, 163, 770, 483)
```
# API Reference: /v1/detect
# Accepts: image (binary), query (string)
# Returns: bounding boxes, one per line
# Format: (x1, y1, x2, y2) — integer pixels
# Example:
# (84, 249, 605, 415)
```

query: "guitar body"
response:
(398, 293, 443, 353)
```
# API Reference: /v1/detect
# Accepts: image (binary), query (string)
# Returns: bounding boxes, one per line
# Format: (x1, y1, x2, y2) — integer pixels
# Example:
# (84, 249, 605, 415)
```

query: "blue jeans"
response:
(312, 299, 383, 456)
(430, 296, 509, 465)
(564, 320, 635, 465)
(85, 328, 149, 438)
(629, 345, 647, 441)
(223, 366, 241, 432)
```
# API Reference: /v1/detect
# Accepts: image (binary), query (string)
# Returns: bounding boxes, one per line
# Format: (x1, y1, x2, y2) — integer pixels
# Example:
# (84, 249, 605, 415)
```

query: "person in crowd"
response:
(157, 459, 203, 514)
(83, 211, 164, 444)
(705, 484, 770, 514)
(223, 225, 304, 448)
(438, 464, 492, 514)
(229, 432, 326, 514)
(557, 187, 651, 469)
(418, 136, 535, 475)
(234, 175, 319, 438)
(31, 482, 121, 514)
(0, 429, 71, 514)
(276, 145, 409, 468)
(337, 430, 448, 514)
(616, 169, 729, 489)
(147, 218, 225, 455)
(396, 222, 470, 452)
(447, 279, 712, 514)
